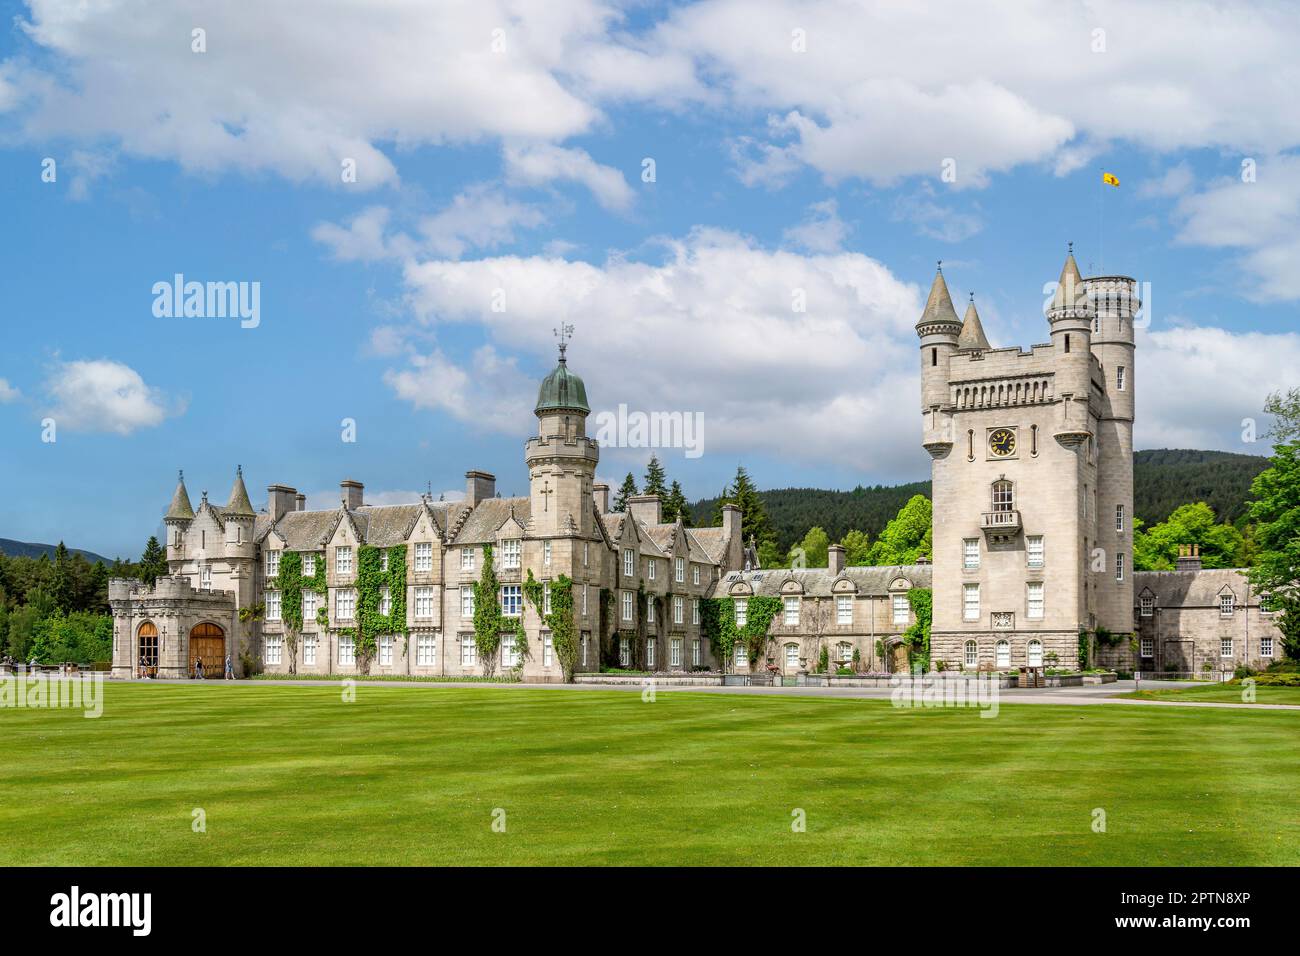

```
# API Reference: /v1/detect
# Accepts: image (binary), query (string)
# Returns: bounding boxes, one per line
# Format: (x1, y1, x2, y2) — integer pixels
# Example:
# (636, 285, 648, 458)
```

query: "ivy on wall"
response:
(472, 544, 528, 677)
(264, 548, 326, 674)
(903, 587, 932, 672)
(699, 595, 782, 667)
(524, 568, 577, 681)
(352, 544, 408, 672)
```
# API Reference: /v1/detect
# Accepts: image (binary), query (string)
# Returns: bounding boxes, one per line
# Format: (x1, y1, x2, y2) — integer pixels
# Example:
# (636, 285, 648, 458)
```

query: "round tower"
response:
(164, 469, 195, 572)
(222, 465, 257, 564)
(1086, 275, 1138, 424)
(915, 264, 962, 455)
(1046, 245, 1095, 443)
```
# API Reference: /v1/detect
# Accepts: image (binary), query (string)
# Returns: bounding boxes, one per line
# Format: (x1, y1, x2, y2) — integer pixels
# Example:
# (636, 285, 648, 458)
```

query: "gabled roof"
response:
(686, 527, 728, 565)
(451, 497, 532, 545)
(1134, 568, 1255, 607)
(713, 564, 932, 598)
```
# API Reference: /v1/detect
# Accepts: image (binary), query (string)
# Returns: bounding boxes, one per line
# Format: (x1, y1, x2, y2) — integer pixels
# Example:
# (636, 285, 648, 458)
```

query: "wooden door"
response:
(189, 623, 225, 678)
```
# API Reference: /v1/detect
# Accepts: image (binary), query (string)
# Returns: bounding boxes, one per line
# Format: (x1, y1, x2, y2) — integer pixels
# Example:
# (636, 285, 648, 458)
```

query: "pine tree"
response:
(663, 481, 692, 526)
(139, 536, 167, 586)
(643, 455, 668, 498)
(51, 542, 73, 613)
(725, 466, 772, 545)
(613, 473, 639, 512)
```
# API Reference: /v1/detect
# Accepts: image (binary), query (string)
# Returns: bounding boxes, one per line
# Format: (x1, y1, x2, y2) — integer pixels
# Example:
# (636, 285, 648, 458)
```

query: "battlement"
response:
(108, 575, 234, 604)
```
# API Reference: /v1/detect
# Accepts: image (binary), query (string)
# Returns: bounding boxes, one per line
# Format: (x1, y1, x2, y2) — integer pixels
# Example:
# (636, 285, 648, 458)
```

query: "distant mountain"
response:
(690, 448, 1270, 552)
(0, 539, 111, 565)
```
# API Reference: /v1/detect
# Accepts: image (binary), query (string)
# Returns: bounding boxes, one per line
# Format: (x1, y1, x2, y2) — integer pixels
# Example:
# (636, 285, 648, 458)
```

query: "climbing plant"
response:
(699, 595, 782, 669)
(264, 548, 326, 675)
(524, 569, 577, 681)
(349, 544, 408, 674)
(903, 587, 932, 672)
(472, 544, 506, 677)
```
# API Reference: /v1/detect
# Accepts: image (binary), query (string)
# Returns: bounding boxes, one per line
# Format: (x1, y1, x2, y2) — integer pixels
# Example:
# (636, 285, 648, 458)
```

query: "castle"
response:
(110, 251, 1284, 680)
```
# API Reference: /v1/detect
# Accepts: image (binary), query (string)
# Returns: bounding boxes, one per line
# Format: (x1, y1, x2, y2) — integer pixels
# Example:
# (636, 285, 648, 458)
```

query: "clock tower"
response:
(919, 250, 1138, 671)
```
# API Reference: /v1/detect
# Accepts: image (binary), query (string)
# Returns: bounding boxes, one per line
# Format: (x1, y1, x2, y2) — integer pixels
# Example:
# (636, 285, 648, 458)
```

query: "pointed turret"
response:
(1047, 244, 1092, 320)
(165, 469, 195, 521)
(224, 465, 256, 517)
(957, 294, 991, 351)
(915, 263, 962, 332)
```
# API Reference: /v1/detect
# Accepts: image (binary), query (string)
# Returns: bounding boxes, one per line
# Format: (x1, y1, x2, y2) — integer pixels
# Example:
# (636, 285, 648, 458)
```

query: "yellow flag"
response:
(1102, 172, 1120, 187)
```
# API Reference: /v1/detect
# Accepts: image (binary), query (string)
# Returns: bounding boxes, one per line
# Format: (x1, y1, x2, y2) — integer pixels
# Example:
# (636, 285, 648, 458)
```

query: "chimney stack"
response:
(627, 494, 661, 526)
(593, 482, 610, 514)
(267, 484, 297, 523)
(295, 493, 306, 512)
(828, 544, 845, 575)
(340, 479, 364, 510)
(465, 470, 496, 507)
(1175, 543, 1203, 572)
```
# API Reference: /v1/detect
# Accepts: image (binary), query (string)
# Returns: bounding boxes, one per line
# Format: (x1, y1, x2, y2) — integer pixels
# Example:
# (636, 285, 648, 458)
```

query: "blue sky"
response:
(1, 0, 1299, 559)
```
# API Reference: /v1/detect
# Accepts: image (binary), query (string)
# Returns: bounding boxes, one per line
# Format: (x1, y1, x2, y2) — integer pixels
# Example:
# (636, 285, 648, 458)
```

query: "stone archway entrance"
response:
(889, 642, 909, 674)
(189, 622, 225, 678)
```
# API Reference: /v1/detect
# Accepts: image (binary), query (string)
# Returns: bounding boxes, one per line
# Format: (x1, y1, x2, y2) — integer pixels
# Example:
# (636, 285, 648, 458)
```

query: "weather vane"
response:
(554, 323, 574, 361)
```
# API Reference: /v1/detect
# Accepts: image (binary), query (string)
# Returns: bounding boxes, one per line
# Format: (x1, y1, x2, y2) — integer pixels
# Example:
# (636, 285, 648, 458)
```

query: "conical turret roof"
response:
(165, 470, 195, 521)
(915, 265, 962, 330)
(957, 295, 991, 350)
(1049, 247, 1090, 314)
(224, 466, 256, 517)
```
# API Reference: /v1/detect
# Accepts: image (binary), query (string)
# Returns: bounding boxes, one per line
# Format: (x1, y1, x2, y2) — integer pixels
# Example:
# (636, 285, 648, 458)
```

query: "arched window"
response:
(964, 640, 978, 667)
(784, 643, 799, 668)
(991, 480, 1014, 512)
(836, 641, 853, 663)
(1027, 639, 1043, 667)
(137, 622, 158, 670)
(995, 640, 1010, 668)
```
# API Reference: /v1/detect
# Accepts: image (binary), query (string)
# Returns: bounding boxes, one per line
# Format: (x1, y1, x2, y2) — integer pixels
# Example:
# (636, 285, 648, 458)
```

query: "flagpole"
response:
(1098, 168, 1104, 275)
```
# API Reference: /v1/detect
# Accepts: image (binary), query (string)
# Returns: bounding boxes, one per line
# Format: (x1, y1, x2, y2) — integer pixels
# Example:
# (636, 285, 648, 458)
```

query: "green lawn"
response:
(2, 682, 1297, 866)
(1121, 681, 1300, 705)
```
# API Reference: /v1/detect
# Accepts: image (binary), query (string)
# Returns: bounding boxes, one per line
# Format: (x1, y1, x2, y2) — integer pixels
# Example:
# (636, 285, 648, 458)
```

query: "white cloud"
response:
(1139, 325, 1300, 450)
(418, 184, 547, 257)
(311, 206, 402, 263)
(782, 199, 850, 253)
(382, 345, 534, 435)
(1137, 161, 1194, 200)
(891, 189, 983, 243)
(503, 144, 633, 212)
(0, 378, 20, 402)
(43, 359, 181, 435)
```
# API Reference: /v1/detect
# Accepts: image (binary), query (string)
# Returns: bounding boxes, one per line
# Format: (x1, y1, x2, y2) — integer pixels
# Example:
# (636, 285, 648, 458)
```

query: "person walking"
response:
(195, 657, 204, 680)
(225, 654, 234, 681)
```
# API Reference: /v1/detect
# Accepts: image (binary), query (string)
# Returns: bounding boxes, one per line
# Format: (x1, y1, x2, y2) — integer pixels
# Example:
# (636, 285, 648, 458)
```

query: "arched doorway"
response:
(137, 622, 158, 679)
(189, 622, 225, 679)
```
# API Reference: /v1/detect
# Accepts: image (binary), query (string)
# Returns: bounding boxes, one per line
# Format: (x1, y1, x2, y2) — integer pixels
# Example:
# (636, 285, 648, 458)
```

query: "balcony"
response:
(981, 510, 1021, 534)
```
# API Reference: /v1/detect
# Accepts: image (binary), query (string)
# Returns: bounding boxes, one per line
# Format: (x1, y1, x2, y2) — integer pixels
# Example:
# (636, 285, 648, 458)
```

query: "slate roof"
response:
(714, 564, 932, 598)
(450, 497, 531, 545)
(685, 527, 728, 564)
(1135, 569, 1256, 607)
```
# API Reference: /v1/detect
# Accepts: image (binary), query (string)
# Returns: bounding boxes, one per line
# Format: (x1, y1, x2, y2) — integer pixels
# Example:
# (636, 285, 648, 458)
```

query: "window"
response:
(734, 643, 746, 667)
(623, 548, 634, 577)
(380, 550, 389, 572)
(992, 480, 1014, 512)
(336, 546, 353, 574)
(963, 584, 980, 622)
(1027, 582, 1044, 620)
(414, 587, 434, 619)
(543, 633, 554, 667)
(543, 582, 552, 615)
(1094, 315, 1100, 333)
(461, 548, 475, 571)
(1140, 636, 1154, 658)
(304, 635, 317, 667)
(785, 643, 800, 668)
(266, 550, 281, 577)
(836, 642, 852, 663)
(692, 598, 700, 625)
(1220, 594, 1235, 616)
(673, 595, 684, 624)
(675, 557, 685, 583)
(501, 539, 521, 570)
(621, 590, 633, 622)
(265, 590, 281, 622)
(735, 599, 748, 626)
(648, 558, 656, 581)
(646, 638, 656, 669)
(692, 638, 702, 667)
(379, 635, 393, 666)
(339, 635, 355, 666)
(302, 553, 316, 577)
(1261, 636, 1274, 658)
(1115, 553, 1125, 582)
(1026, 536, 1044, 569)
(893, 594, 909, 626)
(336, 588, 356, 620)
(671, 637, 683, 667)
(501, 585, 522, 617)
(784, 597, 800, 626)
(964, 640, 978, 667)
(379, 586, 392, 617)
(1220, 637, 1233, 658)
(1140, 594, 1154, 617)
(647, 598, 655, 624)
(265, 634, 283, 666)
(583, 541, 589, 567)
(501, 634, 519, 669)
(543, 540, 552, 567)
(1117, 365, 1126, 391)
(303, 590, 318, 622)
(963, 538, 980, 569)
(693, 565, 700, 586)
(417, 633, 436, 666)
(581, 631, 589, 667)
(461, 586, 475, 618)
(460, 634, 477, 667)
(200, 565, 212, 588)
(1116, 504, 1125, 532)
(1027, 639, 1043, 667)
(620, 637, 630, 667)
(582, 584, 589, 617)
(837, 595, 852, 625)
(414, 542, 432, 572)
(995, 640, 1010, 668)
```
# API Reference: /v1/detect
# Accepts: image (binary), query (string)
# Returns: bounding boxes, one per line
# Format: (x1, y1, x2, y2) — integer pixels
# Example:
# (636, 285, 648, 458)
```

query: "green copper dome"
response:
(535, 349, 590, 415)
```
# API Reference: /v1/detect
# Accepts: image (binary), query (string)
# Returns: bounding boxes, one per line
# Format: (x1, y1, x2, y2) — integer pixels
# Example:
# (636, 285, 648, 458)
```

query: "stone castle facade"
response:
(110, 252, 1285, 681)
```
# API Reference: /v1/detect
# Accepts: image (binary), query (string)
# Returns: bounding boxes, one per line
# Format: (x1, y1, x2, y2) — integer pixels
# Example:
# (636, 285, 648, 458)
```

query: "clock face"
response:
(989, 429, 1017, 457)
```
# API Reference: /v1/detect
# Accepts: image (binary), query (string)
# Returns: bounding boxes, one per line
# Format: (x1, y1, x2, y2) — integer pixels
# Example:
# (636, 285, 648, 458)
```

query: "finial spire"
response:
(1068, 241, 1073, 255)
(554, 324, 574, 364)
(936, 259, 943, 273)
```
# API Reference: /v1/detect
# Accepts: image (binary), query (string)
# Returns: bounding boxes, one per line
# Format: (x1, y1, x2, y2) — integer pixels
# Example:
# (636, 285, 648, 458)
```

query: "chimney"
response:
(593, 482, 610, 514)
(267, 484, 297, 523)
(828, 544, 845, 575)
(295, 493, 306, 512)
(722, 503, 743, 571)
(340, 479, 364, 510)
(1175, 543, 1202, 572)
(627, 494, 662, 526)
(465, 470, 496, 507)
